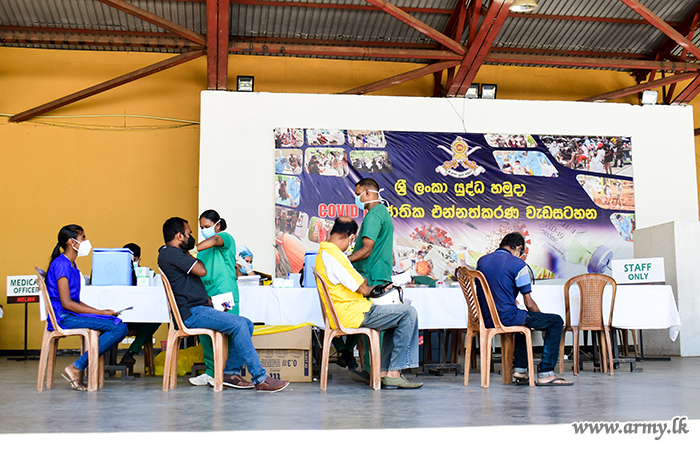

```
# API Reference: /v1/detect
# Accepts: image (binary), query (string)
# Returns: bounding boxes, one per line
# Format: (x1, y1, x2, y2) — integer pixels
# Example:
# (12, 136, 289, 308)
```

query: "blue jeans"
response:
(60, 314, 129, 372)
(359, 304, 419, 372)
(513, 311, 564, 377)
(184, 306, 267, 385)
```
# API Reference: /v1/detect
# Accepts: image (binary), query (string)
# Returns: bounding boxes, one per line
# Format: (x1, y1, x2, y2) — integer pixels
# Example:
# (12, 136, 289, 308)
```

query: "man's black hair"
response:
(330, 217, 358, 238)
(499, 232, 525, 251)
(163, 217, 188, 244)
(356, 177, 379, 191)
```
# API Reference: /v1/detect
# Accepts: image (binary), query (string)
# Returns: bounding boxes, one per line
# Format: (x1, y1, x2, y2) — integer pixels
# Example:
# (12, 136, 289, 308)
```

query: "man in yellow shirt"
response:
(315, 217, 422, 389)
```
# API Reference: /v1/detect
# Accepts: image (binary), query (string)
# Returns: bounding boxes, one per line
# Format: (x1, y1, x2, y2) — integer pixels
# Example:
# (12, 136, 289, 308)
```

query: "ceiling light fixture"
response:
(237, 75, 255, 92)
(510, 0, 538, 13)
(481, 84, 498, 99)
(641, 90, 659, 106)
(465, 83, 480, 99)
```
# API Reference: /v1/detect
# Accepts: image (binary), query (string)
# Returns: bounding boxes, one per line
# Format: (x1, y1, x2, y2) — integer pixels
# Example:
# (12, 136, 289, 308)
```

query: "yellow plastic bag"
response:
(253, 322, 314, 336)
(154, 344, 204, 377)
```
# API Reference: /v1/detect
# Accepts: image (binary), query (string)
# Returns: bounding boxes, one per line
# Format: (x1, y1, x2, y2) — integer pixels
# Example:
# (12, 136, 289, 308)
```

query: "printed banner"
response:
(273, 128, 635, 281)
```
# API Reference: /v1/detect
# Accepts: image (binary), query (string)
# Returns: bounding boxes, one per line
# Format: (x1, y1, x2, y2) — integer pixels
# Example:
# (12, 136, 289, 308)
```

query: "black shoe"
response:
(119, 351, 136, 366)
(348, 369, 370, 385)
(336, 350, 358, 370)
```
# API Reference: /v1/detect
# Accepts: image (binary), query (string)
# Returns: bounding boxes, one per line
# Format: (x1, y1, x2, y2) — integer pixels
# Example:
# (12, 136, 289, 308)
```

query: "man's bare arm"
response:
(522, 292, 540, 313)
(348, 237, 374, 263)
(356, 280, 372, 297)
(189, 259, 207, 278)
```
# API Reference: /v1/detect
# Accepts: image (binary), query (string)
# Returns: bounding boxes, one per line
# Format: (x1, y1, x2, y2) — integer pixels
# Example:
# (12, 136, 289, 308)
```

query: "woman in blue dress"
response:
(45, 224, 128, 390)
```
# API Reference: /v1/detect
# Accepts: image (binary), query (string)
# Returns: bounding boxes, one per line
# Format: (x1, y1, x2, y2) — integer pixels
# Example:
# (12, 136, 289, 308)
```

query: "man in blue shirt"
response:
(477, 232, 572, 386)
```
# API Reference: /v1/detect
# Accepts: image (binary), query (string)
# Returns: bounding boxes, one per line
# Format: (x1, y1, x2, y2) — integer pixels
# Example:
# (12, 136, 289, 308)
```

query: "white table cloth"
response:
(522, 284, 681, 341)
(77, 283, 681, 341)
(81, 285, 170, 323)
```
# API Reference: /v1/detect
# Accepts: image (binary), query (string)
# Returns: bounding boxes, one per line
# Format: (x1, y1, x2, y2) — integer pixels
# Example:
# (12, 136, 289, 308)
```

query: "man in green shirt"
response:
(350, 178, 394, 286)
(335, 177, 395, 383)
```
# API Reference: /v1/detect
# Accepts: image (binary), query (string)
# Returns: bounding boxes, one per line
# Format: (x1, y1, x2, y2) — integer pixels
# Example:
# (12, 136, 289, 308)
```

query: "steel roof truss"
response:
(9, 50, 205, 123)
(207, 0, 230, 90)
(446, 0, 512, 97)
(362, 0, 465, 56)
(578, 71, 697, 102)
(619, 0, 700, 61)
(340, 60, 460, 95)
(95, 0, 206, 46)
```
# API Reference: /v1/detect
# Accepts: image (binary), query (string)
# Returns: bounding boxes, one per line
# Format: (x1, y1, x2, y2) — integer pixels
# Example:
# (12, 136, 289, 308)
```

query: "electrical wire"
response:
(0, 113, 199, 131)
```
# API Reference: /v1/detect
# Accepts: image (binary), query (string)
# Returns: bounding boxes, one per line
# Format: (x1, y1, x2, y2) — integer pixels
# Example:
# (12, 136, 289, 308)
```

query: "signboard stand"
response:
(611, 258, 670, 362)
(7, 303, 37, 362)
(6, 275, 41, 362)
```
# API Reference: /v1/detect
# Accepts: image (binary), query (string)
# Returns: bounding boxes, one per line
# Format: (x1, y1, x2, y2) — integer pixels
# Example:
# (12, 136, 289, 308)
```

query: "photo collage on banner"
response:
(273, 128, 635, 281)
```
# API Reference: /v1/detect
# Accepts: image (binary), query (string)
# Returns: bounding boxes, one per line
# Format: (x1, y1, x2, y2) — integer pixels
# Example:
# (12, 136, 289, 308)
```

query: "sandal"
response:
(61, 371, 88, 391)
(513, 373, 529, 385)
(535, 376, 573, 387)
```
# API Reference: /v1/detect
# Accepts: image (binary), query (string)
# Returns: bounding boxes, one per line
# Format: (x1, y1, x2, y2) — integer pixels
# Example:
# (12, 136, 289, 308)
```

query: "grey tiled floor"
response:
(1, 353, 698, 434)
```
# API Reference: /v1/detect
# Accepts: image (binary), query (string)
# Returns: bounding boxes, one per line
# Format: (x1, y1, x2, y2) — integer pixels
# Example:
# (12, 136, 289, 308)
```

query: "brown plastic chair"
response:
(158, 269, 227, 392)
(35, 267, 104, 392)
(313, 268, 381, 390)
(559, 273, 616, 376)
(455, 266, 535, 388)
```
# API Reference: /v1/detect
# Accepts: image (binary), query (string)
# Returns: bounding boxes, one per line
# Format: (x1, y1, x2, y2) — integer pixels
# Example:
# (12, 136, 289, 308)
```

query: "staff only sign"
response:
(6, 275, 40, 304)
(611, 257, 666, 284)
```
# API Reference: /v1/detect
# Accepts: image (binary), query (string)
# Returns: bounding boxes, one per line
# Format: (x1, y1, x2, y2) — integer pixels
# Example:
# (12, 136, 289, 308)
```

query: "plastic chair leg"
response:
(369, 332, 381, 391)
(464, 329, 475, 386)
(319, 333, 333, 390)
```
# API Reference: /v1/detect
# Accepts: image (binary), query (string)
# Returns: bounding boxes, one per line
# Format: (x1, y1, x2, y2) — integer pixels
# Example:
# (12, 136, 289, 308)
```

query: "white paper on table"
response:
(211, 291, 235, 312)
(391, 270, 412, 286)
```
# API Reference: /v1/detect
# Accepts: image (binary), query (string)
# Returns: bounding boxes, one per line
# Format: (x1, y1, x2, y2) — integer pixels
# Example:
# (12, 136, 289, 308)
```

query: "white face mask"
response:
(73, 239, 92, 257)
(355, 188, 385, 209)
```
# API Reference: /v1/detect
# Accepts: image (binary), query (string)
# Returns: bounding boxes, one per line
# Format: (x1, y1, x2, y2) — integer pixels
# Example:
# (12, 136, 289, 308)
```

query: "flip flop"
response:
(61, 373, 88, 391)
(513, 374, 529, 385)
(536, 377, 574, 387)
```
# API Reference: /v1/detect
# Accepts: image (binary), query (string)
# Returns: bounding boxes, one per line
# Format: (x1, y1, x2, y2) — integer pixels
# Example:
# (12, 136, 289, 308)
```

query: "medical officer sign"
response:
(6, 275, 40, 304)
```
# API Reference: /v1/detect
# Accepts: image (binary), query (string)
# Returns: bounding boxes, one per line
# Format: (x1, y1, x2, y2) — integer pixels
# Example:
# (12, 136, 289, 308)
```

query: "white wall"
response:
(199, 91, 698, 275)
(636, 222, 700, 356)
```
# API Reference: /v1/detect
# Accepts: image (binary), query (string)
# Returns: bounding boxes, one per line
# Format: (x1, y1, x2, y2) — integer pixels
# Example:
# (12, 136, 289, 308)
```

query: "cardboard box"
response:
(240, 325, 313, 382)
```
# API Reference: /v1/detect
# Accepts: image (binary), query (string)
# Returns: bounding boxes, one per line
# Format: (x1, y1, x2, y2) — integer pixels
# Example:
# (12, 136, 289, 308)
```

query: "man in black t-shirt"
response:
(158, 217, 289, 392)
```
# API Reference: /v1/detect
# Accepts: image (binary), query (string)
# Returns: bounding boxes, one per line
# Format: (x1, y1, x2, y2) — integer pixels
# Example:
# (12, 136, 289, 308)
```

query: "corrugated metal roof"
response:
(1, 0, 700, 68)
(490, 0, 700, 69)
